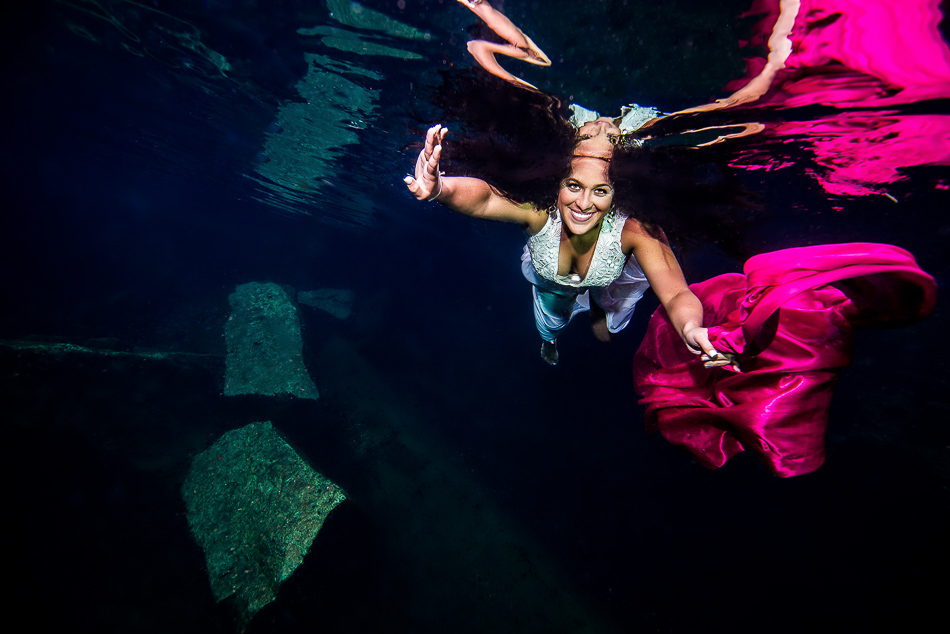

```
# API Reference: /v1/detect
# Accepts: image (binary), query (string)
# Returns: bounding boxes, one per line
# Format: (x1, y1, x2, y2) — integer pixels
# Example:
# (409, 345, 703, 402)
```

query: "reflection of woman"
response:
(404, 120, 727, 367)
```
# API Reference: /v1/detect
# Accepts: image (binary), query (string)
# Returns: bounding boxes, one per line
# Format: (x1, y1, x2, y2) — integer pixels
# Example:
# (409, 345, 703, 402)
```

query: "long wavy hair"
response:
(421, 70, 576, 209)
(608, 138, 761, 259)
(421, 69, 761, 259)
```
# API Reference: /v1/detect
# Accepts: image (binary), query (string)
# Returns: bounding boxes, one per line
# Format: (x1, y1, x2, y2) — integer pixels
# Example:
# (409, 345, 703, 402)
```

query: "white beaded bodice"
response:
(526, 208, 629, 288)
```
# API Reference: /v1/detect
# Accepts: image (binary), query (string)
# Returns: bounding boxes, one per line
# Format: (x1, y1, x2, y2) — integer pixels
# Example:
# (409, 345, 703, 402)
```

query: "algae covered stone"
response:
(182, 421, 346, 618)
(224, 282, 318, 398)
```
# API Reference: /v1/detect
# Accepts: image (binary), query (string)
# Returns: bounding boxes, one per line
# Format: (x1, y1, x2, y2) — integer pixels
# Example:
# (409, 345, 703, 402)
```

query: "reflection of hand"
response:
(404, 124, 447, 202)
(457, 0, 551, 90)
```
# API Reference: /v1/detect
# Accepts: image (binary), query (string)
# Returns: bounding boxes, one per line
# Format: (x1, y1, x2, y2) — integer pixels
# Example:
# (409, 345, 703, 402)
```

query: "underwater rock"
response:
(224, 282, 318, 399)
(297, 288, 354, 320)
(182, 421, 346, 620)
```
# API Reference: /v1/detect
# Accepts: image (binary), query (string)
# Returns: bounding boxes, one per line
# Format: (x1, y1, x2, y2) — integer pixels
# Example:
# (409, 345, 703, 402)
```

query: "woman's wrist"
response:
(426, 171, 446, 202)
(427, 178, 443, 202)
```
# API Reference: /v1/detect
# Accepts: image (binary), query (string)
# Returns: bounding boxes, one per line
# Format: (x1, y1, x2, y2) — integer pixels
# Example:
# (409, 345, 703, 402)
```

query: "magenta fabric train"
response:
(634, 243, 938, 477)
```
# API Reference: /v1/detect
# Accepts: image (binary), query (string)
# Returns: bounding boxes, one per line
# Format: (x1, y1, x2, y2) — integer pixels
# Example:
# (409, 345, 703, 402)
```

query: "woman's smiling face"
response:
(558, 156, 614, 236)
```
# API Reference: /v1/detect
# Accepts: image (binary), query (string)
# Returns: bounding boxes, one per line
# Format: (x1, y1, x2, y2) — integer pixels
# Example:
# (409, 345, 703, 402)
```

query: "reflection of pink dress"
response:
(633, 243, 937, 477)
(729, 0, 950, 108)
(723, 0, 950, 198)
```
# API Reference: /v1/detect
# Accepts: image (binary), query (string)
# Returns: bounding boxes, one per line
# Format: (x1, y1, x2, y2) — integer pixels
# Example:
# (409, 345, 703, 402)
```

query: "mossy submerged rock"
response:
(224, 282, 318, 399)
(182, 421, 346, 619)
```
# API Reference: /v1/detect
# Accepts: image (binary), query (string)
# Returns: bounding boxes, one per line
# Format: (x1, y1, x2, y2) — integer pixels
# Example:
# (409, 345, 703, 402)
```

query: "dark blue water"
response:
(3, 1, 948, 632)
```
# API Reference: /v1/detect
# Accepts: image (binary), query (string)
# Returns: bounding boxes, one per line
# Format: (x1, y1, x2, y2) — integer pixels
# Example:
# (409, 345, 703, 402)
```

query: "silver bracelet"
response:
(426, 175, 444, 202)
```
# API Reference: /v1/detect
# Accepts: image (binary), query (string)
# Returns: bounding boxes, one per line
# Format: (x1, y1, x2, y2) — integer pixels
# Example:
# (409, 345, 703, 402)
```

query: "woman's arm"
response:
(623, 220, 721, 358)
(404, 124, 545, 230)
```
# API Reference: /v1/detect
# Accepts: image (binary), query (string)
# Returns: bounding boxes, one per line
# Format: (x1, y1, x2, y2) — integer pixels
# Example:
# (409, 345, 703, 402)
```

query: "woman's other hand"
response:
(404, 124, 447, 201)
(684, 325, 739, 371)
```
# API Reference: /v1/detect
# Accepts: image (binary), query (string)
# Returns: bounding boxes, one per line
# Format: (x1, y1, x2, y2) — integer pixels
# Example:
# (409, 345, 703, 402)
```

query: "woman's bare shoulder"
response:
(517, 202, 549, 235)
(622, 216, 649, 234)
(621, 216, 668, 252)
(621, 216, 650, 248)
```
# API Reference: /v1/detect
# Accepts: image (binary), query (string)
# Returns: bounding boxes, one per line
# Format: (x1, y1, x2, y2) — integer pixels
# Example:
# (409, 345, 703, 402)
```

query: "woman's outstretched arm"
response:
(404, 124, 545, 230)
(623, 220, 727, 364)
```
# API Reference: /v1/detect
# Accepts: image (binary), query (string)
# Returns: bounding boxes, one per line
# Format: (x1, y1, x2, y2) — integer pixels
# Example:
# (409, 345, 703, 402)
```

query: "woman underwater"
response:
(404, 119, 730, 368)
(402, 1, 939, 476)
(403, 100, 936, 477)
(402, 0, 763, 366)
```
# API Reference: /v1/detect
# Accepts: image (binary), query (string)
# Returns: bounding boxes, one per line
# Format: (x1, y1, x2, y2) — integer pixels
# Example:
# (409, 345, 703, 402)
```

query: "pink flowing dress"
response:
(633, 243, 937, 477)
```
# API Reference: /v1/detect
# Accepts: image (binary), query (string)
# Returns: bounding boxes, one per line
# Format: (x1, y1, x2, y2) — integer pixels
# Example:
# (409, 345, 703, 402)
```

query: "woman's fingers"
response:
(420, 124, 446, 168)
(425, 124, 442, 156)
(407, 124, 447, 200)
(702, 350, 740, 371)
(428, 143, 442, 174)
(416, 145, 429, 177)
(687, 328, 718, 359)
(690, 329, 741, 371)
(403, 175, 422, 199)
(415, 142, 439, 180)
(404, 174, 433, 201)
(423, 130, 444, 179)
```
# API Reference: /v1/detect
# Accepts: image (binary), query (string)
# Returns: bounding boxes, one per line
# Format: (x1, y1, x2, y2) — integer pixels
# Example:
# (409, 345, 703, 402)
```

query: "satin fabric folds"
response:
(633, 243, 937, 477)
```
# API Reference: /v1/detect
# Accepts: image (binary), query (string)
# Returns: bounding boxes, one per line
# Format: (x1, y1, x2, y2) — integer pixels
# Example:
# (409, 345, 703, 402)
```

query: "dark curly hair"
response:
(608, 138, 761, 259)
(420, 69, 577, 208)
(419, 69, 761, 258)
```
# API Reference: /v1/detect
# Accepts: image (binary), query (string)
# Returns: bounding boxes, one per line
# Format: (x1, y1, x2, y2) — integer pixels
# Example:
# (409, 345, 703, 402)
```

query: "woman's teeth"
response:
(571, 209, 594, 221)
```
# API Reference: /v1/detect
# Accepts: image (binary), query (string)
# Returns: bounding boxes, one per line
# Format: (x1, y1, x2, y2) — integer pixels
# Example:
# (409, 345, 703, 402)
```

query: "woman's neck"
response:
(562, 219, 604, 253)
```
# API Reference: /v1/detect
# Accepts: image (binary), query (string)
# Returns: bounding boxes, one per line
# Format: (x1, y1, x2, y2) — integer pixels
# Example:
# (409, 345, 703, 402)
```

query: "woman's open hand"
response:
(404, 124, 447, 202)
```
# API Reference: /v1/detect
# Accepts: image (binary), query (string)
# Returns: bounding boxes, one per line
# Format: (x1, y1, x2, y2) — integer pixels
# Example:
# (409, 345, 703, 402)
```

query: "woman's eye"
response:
(595, 188, 610, 196)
